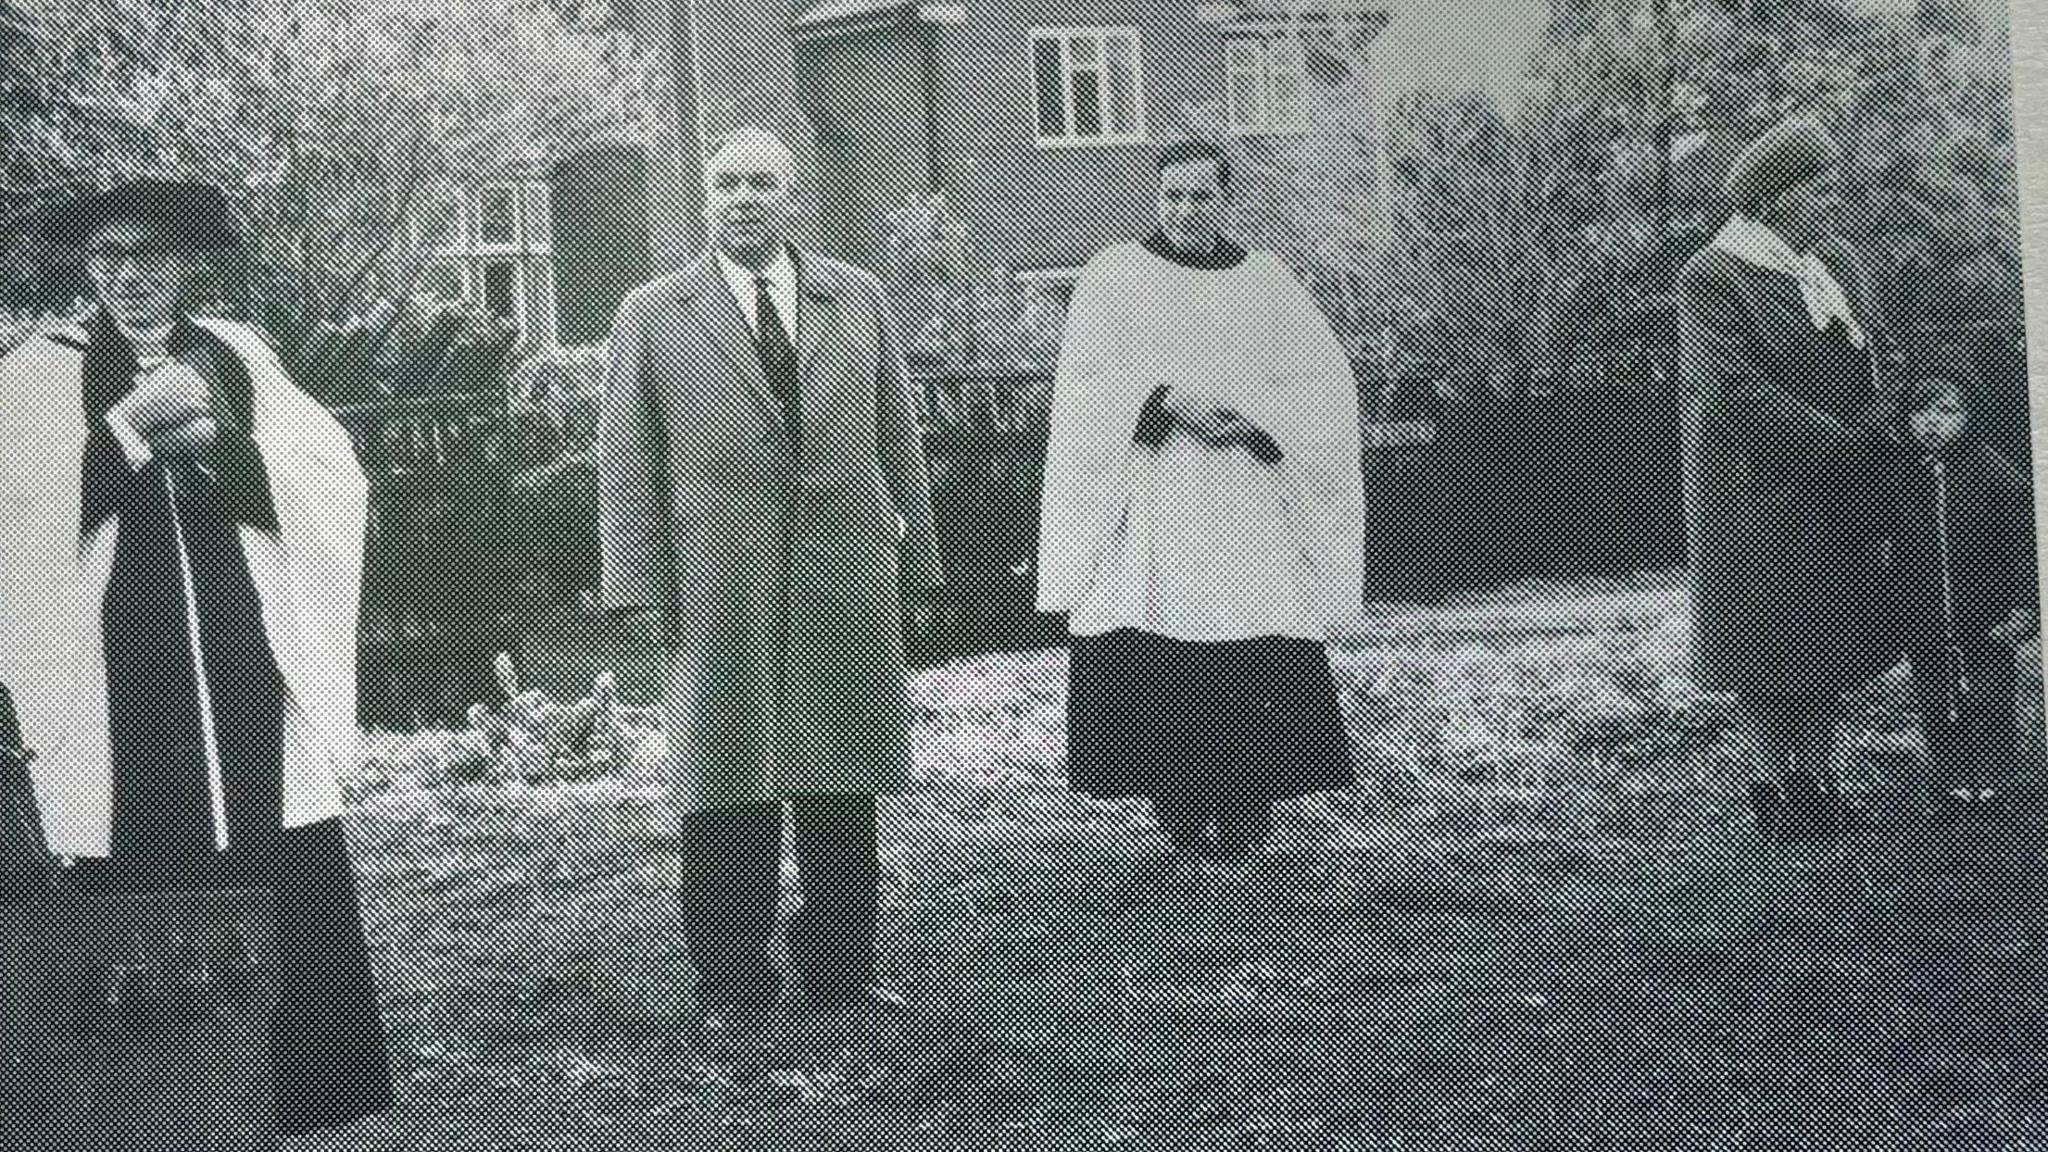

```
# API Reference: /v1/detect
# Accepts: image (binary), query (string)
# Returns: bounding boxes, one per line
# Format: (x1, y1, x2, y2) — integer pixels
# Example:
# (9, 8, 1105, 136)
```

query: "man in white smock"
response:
(1038, 140, 1364, 859)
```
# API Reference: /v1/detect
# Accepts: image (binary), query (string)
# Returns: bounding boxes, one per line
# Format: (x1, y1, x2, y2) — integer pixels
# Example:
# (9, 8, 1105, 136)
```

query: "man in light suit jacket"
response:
(599, 127, 942, 1034)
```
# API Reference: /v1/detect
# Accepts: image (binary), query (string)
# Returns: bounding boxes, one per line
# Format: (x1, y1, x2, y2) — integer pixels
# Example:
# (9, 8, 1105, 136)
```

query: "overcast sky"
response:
(1369, 0, 1554, 107)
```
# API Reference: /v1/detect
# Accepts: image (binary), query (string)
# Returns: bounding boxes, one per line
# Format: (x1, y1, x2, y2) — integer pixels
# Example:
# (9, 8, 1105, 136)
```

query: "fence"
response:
(335, 311, 2032, 725)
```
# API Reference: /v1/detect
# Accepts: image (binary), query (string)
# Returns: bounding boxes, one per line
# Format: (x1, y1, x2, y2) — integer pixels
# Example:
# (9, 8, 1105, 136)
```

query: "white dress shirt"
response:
(716, 245, 799, 340)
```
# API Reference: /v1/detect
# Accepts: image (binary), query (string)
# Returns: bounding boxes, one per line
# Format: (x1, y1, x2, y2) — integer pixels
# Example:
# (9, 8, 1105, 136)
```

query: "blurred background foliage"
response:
(0, 0, 661, 353)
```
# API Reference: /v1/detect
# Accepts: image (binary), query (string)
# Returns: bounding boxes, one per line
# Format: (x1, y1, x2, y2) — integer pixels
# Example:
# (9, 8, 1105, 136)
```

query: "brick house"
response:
(789, 0, 1390, 284)
(534, 0, 1387, 345)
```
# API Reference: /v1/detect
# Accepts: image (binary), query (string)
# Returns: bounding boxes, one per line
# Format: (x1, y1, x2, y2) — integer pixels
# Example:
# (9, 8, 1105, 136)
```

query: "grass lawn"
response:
(312, 572, 2047, 1151)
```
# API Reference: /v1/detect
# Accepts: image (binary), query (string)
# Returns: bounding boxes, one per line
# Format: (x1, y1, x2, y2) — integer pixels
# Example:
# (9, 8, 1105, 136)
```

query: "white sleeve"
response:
(1264, 257, 1365, 621)
(1036, 249, 1149, 613)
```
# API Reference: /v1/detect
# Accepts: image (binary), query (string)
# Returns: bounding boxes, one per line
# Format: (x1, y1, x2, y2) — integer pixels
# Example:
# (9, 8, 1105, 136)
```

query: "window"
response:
(409, 178, 555, 341)
(1030, 29, 1145, 145)
(1225, 25, 1346, 135)
(523, 183, 552, 250)
(475, 184, 520, 251)
(480, 260, 519, 322)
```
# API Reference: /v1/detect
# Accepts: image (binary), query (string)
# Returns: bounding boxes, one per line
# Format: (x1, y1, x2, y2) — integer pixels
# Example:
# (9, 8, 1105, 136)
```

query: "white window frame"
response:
(410, 179, 554, 339)
(1030, 27, 1147, 148)
(1225, 22, 1349, 137)
(475, 257, 525, 331)
(522, 182, 553, 252)
(472, 183, 523, 255)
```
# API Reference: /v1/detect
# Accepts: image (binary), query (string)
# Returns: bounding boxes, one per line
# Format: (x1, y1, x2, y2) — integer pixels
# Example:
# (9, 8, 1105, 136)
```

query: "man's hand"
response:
(1160, 390, 1280, 462)
(1989, 607, 2038, 646)
(1161, 388, 1242, 448)
(112, 361, 212, 440)
(614, 606, 668, 647)
(148, 415, 220, 465)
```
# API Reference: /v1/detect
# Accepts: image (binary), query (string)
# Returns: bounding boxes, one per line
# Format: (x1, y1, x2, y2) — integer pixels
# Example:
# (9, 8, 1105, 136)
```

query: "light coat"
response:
(598, 252, 941, 812)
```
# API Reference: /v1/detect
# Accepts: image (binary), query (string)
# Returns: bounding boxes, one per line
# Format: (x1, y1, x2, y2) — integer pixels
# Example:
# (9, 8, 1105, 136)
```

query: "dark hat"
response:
(1722, 118, 1840, 213)
(40, 179, 242, 252)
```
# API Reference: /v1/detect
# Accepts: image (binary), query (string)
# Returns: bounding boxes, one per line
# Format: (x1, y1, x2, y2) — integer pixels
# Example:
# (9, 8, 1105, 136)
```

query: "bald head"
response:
(704, 127, 796, 269)
(706, 127, 795, 191)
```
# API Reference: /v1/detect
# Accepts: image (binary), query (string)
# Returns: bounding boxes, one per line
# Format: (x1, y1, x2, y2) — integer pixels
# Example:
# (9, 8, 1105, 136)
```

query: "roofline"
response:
(794, 2, 963, 43)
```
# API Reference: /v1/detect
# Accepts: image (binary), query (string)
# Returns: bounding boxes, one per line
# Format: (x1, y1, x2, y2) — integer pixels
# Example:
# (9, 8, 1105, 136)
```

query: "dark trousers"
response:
(1910, 639, 2019, 797)
(676, 794, 879, 1010)
(1152, 793, 1277, 859)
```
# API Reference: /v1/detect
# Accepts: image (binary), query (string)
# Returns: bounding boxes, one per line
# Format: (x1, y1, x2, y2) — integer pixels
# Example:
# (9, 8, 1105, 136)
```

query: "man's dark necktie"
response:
(754, 276, 800, 432)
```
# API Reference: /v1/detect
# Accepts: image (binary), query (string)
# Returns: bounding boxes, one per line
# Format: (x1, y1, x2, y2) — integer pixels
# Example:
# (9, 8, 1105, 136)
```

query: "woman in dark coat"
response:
(1676, 119, 1897, 840)
(0, 180, 391, 1150)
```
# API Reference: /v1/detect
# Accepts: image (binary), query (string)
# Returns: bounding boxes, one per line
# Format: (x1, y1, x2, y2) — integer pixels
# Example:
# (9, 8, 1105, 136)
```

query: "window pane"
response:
(481, 260, 518, 321)
(477, 187, 517, 247)
(1070, 69, 1102, 136)
(1230, 72, 1262, 130)
(1068, 35, 1098, 70)
(1034, 38, 1066, 137)
(523, 183, 551, 250)
(1272, 38, 1302, 128)
(1106, 35, 1134, 134)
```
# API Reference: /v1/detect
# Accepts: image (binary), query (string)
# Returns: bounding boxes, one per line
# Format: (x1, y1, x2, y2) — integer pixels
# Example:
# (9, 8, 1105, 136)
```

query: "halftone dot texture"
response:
(3, 0, 2045, 1149)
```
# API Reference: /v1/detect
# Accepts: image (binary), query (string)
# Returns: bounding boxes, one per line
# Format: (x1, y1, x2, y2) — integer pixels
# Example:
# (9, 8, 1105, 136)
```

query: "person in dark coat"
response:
(1884, 356, 2039, 814)
(0, 180, 391, 1150)
(1676, 118, 1898, 840)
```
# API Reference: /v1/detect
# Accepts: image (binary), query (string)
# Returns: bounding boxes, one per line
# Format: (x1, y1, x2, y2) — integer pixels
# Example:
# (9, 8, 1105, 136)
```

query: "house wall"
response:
(655, 0, 822, 267)
(792, 3, 1236, 277)
(796, 20, 937, 270)
(676, 0, 815, 155)
(928, 2, 1230, 274)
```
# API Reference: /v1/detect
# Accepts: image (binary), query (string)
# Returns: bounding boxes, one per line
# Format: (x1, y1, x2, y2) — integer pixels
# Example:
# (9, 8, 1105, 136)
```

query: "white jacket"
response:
(1036, 242, 1365, 640)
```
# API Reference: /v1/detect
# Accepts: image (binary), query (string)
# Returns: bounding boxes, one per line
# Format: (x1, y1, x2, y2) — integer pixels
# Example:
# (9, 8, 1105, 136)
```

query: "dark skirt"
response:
(1066, 629, 1357, 804)
(4, 817, 392, 1150)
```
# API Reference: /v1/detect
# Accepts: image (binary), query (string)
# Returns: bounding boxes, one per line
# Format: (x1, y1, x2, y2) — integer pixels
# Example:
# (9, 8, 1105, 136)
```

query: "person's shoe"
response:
(788, 982, 911, 1048)
(1775, 771, 1842, 842)
(692, 983, 780, 1058)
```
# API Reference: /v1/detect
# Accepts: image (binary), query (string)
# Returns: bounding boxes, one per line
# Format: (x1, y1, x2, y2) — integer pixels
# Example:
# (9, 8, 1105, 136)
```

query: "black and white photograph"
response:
(1, 0, 2045, 1147)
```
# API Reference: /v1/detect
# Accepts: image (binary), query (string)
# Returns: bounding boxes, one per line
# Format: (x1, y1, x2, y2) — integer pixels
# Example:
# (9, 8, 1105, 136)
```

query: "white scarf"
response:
(1710, 214, 1867, 350)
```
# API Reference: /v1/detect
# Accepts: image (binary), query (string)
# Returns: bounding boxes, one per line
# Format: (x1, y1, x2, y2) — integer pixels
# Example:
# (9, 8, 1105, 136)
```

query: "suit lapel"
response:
(794, 251, 836, 380)
(681, 256, 781, 423)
